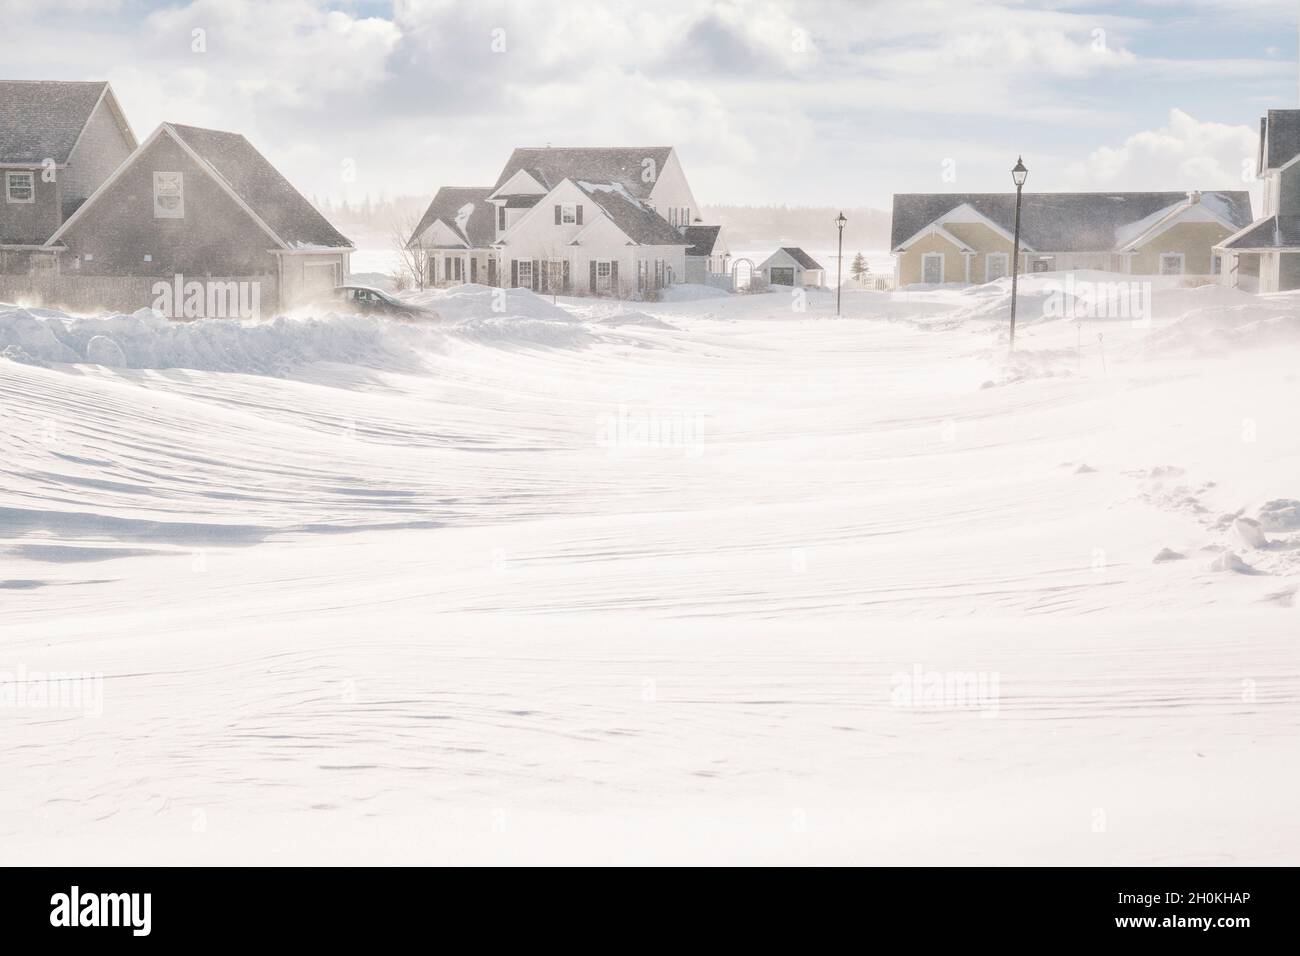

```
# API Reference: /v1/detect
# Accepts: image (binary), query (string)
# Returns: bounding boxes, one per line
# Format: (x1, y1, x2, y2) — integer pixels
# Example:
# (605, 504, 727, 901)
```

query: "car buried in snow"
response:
(310, 285, 439, 321)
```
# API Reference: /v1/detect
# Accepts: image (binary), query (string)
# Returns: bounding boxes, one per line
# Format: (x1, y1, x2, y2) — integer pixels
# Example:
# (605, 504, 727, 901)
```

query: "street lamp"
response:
(835, 211, 847, 317)
(1008, 157, 1028, 350)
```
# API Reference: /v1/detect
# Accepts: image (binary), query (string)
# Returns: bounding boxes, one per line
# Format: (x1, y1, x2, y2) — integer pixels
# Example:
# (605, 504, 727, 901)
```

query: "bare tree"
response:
(390, 212, 430, 292)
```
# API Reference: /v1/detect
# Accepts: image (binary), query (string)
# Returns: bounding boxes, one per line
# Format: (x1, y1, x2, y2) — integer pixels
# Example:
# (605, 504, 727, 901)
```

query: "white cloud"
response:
(1064, 109, 1260, 194)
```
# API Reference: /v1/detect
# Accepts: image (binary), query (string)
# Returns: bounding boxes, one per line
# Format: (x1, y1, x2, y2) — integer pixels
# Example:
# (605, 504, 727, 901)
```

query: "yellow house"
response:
(890, 191, 1252, 287)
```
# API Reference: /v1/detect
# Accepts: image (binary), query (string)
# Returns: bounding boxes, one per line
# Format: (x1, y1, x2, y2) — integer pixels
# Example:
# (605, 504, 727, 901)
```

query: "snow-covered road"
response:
(2, 281, 1298, 863)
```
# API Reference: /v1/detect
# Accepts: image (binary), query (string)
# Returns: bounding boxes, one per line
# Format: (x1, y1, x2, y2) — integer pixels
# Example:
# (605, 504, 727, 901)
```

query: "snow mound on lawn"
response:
(401, 284, 596, 349)
(1143, 296, 1300, 355)
(658, 283, 731, 301)
(0, 305, 426, 374)
(402, 284, 575, 322)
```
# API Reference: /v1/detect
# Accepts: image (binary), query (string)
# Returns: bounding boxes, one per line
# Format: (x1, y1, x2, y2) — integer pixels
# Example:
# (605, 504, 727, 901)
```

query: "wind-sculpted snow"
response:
(0, 306, 429, 374)
(2, 281, 1299, 865)
(0, 287, 605, 375)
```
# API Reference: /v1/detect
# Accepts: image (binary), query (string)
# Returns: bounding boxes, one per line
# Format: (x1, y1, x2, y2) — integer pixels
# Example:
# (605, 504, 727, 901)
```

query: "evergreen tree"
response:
(850, 252, 869, 279)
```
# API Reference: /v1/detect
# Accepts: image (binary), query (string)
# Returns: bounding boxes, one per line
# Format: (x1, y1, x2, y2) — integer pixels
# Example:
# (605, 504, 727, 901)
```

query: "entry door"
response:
(922, 254, 943, 284)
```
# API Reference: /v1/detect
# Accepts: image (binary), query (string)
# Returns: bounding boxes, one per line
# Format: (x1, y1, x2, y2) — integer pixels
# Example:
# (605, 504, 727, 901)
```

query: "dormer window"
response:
(5, 171, 34, 204)
(153, 171, 184, 219)
(561, 203, 577, 224)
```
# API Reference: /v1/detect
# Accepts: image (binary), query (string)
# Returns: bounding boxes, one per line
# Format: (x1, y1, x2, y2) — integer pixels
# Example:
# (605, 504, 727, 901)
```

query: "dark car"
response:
(311, 285, 437, 320)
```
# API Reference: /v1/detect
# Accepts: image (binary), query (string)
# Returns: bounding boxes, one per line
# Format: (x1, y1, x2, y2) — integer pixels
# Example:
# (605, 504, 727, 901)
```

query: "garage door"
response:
(770, 267, 795, 285)
(303, 261, 340, 295)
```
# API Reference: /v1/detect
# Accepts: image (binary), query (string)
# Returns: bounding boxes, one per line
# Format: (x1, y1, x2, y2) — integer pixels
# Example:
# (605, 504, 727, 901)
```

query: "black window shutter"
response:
(589, 261, 597, 294)
(499, 206, 506, 230)
(532, 259, 540, 292)
(563, 260, 570, 292)
(511, 260, 518, 287)
(610, 260, 618, 293)
(554, 205, 561, 225)
(576, 205, 583, 225)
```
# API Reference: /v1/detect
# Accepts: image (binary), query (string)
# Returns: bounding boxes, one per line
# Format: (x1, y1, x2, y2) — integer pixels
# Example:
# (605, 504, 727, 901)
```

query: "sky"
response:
(4, 0, 1299, 213)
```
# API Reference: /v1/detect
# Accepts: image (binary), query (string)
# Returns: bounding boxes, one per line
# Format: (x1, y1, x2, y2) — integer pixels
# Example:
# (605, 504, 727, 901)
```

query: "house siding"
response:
(898, 231, 966, 285)
(55, 134, 279, 279)
(62, 97, 134, 206)
(0, 166, 63, 249)
(1129, 222, 1233, 275)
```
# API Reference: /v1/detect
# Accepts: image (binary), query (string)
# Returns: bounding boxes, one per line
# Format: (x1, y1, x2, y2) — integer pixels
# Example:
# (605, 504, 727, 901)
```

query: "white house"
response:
(411, 147, 708, 296)
(758, 247, 825, 287)
(683, 224, 730, 284)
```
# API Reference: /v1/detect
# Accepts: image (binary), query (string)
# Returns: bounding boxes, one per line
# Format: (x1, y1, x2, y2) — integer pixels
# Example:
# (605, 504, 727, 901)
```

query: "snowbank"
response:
(402, 284, 575, 322)
(0, 305, 426, 374)
(1144, 298, 1300, 355)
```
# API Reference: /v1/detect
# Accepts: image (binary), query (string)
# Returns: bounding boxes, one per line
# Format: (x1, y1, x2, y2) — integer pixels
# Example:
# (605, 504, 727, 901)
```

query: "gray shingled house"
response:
(1215, 110, 1300, 293)
(45, 122, 352, 313)
(0, 79, 136, 274)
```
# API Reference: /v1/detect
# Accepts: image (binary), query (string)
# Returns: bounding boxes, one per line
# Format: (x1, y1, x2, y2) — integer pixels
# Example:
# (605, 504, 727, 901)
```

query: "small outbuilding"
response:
(758, 247, 824, 287)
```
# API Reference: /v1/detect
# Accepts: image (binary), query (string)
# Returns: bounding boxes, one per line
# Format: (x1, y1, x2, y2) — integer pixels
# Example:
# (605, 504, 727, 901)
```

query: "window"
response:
(498, 205, 506, 231)
(596, 260, 612, 293)
(6, 171, 34, 203)
(921, 252, 944, 284)
(517, 260, 532, 288)
(1159, 253, 1185, 276)
(153, 171, 184, 219)
(985, 252, 1009, 282)
(561, 203, 576, 224)
(1211, 253, 1222, 276)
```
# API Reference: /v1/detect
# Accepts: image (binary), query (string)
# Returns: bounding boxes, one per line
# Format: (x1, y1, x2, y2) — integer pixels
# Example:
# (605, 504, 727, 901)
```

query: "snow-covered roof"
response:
(891, 191, 1253, 253)
(759, 247, 824, 271)
(409, 186, 495, 249)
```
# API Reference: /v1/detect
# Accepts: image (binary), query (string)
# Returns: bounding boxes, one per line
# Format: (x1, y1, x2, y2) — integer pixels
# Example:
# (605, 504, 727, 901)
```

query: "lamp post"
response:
(1008, 157, 1028, 350)
(835, 211, 847, 317)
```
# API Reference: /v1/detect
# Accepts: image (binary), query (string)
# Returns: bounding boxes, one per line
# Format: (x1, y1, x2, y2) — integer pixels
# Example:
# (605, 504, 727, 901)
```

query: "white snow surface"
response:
(2, 277, 1299, 865)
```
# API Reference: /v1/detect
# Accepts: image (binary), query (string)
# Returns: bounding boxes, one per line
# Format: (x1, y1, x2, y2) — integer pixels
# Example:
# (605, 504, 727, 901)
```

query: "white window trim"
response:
(985, 252, 1009, 282)
(153, 171, 184, 219)
(921, 252, 944, 284)
(561, 203, 577, 225)
(5, 170, 35, 204)
(1159, 252, 1185, 276)
(517, 260, 533, 285)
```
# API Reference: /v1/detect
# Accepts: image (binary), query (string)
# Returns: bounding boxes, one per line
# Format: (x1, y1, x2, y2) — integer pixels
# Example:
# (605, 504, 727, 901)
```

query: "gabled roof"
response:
(493, 147, 675, 200)
(0, 79, 135, 164)
(764, 247, 823, 270)
(890, 191, 1253, 253)
(167, 124, 350, 248)
(408, 186, 495, 249)
(48, 123, 352, 250)
(1260, 110, 1300, 174)
(573, 180, 688, 246)
(683, 224, 722, 257)
(1218, 214, 1300, 250)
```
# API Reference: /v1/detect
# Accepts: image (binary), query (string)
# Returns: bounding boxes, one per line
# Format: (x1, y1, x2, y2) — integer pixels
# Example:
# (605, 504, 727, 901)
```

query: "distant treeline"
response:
(703, 205, 890, 249)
